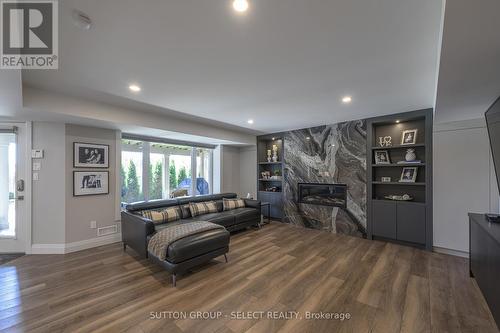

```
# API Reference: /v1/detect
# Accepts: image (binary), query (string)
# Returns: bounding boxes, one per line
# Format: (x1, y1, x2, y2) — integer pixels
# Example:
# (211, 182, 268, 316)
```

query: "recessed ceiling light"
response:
(247, 119, 254, 124)
(233, 0, 249, 13)
(129, 84, 141, 92)
(342, 96, 352, 104)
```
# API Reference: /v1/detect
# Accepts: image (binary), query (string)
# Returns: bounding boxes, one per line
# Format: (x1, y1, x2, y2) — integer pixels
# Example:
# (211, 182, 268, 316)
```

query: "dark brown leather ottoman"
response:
(147, 222, 230, 286)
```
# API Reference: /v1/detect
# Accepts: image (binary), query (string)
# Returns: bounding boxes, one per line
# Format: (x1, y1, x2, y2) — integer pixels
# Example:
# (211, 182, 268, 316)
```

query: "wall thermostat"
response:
(32, 149, 44, 159)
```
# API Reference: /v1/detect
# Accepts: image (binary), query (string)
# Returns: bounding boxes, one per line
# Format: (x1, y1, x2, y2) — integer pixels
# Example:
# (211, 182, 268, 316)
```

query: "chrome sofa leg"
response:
(172, 273, 176, 287)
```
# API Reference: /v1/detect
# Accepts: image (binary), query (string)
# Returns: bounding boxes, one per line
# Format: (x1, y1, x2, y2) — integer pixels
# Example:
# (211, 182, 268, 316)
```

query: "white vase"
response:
(405, 148, 416, 161)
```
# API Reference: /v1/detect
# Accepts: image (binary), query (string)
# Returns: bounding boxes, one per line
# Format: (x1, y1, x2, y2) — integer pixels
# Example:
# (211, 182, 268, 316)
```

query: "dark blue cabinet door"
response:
(396, 202, 426, 244)
(372, 200, 397, 239)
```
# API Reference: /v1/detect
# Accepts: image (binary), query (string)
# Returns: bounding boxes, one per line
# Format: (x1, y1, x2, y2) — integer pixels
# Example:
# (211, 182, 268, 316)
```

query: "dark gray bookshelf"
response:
(257, 133, 285, 219)
(367, 109, 433, 250)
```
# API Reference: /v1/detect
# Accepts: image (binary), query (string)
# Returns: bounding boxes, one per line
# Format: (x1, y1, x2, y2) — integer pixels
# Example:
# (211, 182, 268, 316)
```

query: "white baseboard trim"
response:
(65, 233, 122, 254)
(433, 246, 469, 258)
(31, 243, 66, 254)
(31, 233, 122, 255)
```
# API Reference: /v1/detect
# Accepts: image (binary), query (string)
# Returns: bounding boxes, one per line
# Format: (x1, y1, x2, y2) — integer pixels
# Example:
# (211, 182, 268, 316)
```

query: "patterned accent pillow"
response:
(189, 201, 218, 217)
(141, 207, 181, 225)
(180, 204, 192, 219)
(223, 198, 246, 211)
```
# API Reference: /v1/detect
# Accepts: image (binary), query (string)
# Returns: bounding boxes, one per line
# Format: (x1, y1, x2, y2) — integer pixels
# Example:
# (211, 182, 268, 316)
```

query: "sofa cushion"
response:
(226, 207, 260, 222)
(189, 201, 218, 217)
(140, 206, 181, 225)
(165, 228, 230, 264)
(179, 204, 192, 219)
(198, 211, 236, 227)
(176, 193, 238, 206)
(223, 198, 246, 211)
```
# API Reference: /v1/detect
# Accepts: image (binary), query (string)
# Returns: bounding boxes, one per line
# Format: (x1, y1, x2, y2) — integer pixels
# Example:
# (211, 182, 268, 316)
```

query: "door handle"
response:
(17, 179, 24, 192)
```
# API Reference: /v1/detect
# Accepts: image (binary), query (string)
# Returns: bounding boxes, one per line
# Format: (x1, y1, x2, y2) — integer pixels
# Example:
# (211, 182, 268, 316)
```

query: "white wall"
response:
(31, 122, 122, 253)
(433, 118, 500, 254)
(239, 146, 257, 198)
(65, 124, 119, 243)
(32, 122, 66, 244)
(220, 146, 241, 195)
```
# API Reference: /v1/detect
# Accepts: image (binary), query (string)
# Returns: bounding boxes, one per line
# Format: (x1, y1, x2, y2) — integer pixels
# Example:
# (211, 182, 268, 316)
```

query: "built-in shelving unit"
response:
(367, 109, 433, 250)
(256, 134, 285, 219)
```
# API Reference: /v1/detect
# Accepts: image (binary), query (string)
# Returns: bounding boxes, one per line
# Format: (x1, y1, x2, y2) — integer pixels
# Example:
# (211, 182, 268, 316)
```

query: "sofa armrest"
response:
(243, 198, 261, 209)
(121, 211, 155, 258)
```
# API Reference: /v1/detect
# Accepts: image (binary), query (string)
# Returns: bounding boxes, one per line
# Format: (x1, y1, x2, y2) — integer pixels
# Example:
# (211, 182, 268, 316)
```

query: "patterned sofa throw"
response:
(140, 207, 181, 225)
(223, 198, 245, 211)
(148, 221, 224, 260)
(189, 201, 218, 217)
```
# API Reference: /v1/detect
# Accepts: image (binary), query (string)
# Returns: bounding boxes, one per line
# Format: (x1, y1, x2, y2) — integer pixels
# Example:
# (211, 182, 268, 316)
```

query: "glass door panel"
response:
(0, 133, 16, 238)
(196, 148, 212, 195)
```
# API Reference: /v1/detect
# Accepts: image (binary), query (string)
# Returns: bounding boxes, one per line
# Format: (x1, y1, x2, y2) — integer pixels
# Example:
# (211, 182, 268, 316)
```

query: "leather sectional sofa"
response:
(121, 193, 261, 285)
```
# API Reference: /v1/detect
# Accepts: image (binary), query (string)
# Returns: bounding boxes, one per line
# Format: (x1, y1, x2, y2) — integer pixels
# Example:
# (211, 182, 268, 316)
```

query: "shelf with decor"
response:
(372, 181, 426, 186)
(367, 109, 433, 250)
(372, 163, 425, 167)
(257, 133, 285, 219)
(371, 143, 426, 150)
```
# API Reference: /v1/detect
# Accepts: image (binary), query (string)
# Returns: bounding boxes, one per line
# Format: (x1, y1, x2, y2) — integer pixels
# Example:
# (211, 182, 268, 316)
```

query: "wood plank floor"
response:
(0, 222, 497, 333)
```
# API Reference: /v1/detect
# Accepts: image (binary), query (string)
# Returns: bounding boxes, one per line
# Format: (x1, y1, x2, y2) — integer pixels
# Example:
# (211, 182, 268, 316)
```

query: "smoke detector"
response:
(72, 10, 92, 30)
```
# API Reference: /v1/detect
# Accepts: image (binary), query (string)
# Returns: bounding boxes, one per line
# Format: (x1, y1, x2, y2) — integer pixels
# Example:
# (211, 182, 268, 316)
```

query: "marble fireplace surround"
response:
(283, 119, 367, 237)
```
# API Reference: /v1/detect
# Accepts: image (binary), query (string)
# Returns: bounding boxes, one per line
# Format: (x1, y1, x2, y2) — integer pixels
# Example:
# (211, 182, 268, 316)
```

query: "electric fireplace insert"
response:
(298, 183, 347, 208)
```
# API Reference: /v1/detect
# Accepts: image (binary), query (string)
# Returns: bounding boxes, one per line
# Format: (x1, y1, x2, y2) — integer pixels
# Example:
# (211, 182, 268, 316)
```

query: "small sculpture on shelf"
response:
(405, 148, 417, 162)
(378, 136, 392, 147)
(267, 149, 272, 162)
(384, 194, 413, 201)
(271, 169, 282, 180)
(272, 144, 279, 162)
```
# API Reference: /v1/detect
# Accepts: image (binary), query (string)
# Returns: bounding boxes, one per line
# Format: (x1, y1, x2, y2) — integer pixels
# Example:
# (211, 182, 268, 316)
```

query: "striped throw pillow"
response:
(141, 207, 181, 225)
(223, 198, 246, 211)
(189, 201, 218, 217)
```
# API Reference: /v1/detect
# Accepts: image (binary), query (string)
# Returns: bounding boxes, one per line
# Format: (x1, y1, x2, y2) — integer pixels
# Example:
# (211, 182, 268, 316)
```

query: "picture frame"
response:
(374, 150, 391, 164)
(401, 129, 418, 145)
(399, 167, 418, 183)
(74, 142, 109, 168)
(73, 171, 109, 196)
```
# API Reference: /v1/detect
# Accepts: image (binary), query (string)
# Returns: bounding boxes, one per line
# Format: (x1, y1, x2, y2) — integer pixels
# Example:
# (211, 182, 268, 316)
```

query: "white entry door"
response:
(0, 123, 28, 253)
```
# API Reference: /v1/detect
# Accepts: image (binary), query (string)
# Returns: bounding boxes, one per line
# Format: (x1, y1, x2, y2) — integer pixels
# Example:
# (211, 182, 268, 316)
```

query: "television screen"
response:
(485, 96, 500, 195)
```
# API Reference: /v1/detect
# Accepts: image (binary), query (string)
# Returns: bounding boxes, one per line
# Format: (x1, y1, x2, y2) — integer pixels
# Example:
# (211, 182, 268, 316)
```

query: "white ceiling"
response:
(23, 0, 443, 133)
(434, 0, 500, 123)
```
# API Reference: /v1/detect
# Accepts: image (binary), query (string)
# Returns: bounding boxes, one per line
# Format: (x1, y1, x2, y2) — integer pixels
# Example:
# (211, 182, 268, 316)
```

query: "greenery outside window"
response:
(121, 138, 213, 204)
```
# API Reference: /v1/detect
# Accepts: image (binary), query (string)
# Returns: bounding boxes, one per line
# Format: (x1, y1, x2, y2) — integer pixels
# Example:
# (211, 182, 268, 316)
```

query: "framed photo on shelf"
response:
(399, 167, 418, 183)
(74, 142, 109, 168)
(73, 171, 109, 196)
(374, 150, 391, 164)
(401, 129, 418, 145)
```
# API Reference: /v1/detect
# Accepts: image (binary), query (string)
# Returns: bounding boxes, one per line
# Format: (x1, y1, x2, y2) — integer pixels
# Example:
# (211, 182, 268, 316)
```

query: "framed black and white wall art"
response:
(399, 167, 418, 183)
(74, 142, 109, 168)
(74, 171, 109, 196)
(374, 150, 391, 164)
(401, 129, 418, 145)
